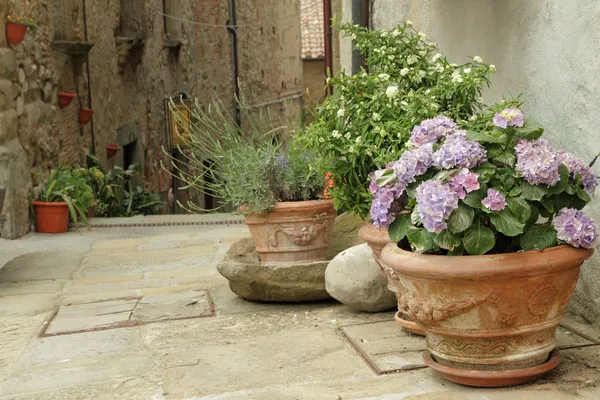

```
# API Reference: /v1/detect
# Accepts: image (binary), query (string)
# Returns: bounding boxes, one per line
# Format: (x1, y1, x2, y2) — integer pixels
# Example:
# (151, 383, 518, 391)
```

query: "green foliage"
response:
(162, 97, 326, 215)
(298, 21, 495, 218)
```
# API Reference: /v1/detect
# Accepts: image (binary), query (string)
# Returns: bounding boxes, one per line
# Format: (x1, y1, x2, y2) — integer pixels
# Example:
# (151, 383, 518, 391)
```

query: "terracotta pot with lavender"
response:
(370, 104, 599, 386)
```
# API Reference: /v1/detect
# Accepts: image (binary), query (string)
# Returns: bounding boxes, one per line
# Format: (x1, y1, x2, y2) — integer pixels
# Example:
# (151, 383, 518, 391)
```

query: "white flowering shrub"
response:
(299, 21, 495, 218)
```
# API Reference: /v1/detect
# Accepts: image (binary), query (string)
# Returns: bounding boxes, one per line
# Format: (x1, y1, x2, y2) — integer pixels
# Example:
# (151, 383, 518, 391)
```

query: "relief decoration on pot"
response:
(269, 220, 330, 247)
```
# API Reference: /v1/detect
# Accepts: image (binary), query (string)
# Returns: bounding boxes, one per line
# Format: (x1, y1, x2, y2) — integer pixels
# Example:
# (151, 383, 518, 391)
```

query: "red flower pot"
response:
(107, 144, 120, 159)
(58, 91, 77, 108)
(32, 201, 69, 233)
(79, 108, 94, 124)
(6, 22, 27, 44)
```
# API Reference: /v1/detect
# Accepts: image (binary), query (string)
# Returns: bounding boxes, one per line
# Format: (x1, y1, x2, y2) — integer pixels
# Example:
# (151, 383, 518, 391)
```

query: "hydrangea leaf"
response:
(462, 189, 484, 208)
(520, 225, 557, 251)
(435, 229, 462, 250)
(407, 227, 436, 253)
(434, 168, 458, 182)
(547, 165, 569, 195)
(540, 196, 556, 214)
(506, 196, 531, 223)
(577, 185, 591, 202)
(521, 183, 547, 201)
(375, 168, 396, 186)
(410, 207, 422, 225)
(447, 204, 475, 233)
(489, 209, 525, 236)
(466, 130, 505, 144)
(388, 213, 411, 242)
(463, 223, 496, 255)
(492, 151, 517, 167)
(447, 243, 465, 256)
(516, 118, 544, 140)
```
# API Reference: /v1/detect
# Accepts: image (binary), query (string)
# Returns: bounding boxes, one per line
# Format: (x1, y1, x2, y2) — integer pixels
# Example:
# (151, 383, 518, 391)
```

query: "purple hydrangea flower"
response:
(433, 132, 487, 169)
(552, 208, 598, 249)
(557, 152, 598, 195)
(449, 168, 480, 199)
(393, 144, 435, 187)
(409, 115, 458, 147)
(369, 165, 404, 228)
(481, 188, 507, 211)
(415, 179, 459, 233)
(493, 108, 525, 128)
(514, 138, 561, 186)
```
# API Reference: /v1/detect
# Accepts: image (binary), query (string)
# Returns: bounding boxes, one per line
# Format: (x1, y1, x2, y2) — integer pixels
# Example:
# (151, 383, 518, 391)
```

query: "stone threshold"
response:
(76, 214, 245, 228)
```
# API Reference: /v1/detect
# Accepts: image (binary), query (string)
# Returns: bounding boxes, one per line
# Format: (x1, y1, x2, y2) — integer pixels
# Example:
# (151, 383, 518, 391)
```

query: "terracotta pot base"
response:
(394, 311, 425, 336)
(423, 349, 560, 387)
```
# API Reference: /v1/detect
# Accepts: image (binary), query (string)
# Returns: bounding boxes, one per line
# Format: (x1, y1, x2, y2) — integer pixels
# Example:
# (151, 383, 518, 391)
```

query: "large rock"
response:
(217, 238, 330, 302)
(325, 244, 396, 312)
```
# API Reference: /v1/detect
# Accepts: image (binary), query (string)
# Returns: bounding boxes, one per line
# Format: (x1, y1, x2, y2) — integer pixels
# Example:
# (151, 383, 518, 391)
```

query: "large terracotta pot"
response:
(32, 201, 70, 233)
(6, 22, 27, 44)
(359, 223, 425, 336)
(241, 200, 336, 264)
(380, 243, 594, 384)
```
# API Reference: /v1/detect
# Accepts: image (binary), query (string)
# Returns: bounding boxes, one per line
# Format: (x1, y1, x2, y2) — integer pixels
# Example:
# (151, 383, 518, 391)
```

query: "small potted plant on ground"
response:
(372, 100, 598, 386)
(5, 15, 36, 44)
(32, 165, 94, 233)
(164, 97, 334, 263)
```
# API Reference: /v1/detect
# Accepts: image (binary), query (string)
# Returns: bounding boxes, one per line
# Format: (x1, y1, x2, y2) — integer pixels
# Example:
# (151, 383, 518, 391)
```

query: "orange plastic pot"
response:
(6, 22, 27, 44)
(79, 108, 94, 124)
(32, 201, 70, 233)
(58, 91, 77, 108)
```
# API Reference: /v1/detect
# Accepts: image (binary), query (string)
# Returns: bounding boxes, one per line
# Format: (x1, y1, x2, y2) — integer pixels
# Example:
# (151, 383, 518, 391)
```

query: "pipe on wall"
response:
(323, 0, 333, 96)
(82, 0, 96, 155)
(227, 0, 241, 127)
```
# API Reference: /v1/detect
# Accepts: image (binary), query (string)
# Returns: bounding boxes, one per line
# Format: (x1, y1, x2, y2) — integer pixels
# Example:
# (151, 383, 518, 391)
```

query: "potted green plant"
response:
(164, 97, 334, 263)
(372, 101, 598, 386)
(5, 15, 36, 44)
(32, 165, 94, 233)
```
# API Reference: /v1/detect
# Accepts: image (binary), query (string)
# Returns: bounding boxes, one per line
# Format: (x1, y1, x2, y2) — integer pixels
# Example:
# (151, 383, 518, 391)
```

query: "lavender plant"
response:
(299, 21, 495, 218)
(371, 101, 598, 255)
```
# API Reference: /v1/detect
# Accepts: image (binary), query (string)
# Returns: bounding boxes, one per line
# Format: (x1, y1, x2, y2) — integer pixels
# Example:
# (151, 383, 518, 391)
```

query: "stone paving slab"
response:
(131, 290, 212, 322)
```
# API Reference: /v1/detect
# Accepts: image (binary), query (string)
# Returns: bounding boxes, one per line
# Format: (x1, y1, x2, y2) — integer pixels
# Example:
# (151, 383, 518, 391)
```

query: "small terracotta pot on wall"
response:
(58, 91, 77, 108)
(79, 108, 94, 124)
(380, 243, 594, 387)
(32, 201, 69, 233)
(107, 144, 120, 159)
(241, 199, 337, 264)
(5, 22, 27, 44)
(359, 223, 425, 336)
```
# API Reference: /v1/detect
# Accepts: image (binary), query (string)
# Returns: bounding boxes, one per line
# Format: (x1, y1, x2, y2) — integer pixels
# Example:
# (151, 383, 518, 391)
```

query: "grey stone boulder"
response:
(325, 243, 396, 312)
(217, 238, 330, 302)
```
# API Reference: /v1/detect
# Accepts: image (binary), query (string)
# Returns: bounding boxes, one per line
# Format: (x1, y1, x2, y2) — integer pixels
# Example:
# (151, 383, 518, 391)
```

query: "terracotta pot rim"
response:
(381, 243, 594, 281)
(107, 144, 120, 149)
(240, 199, 334, 215)
(32, 201, 69, 207)
(58, 91, 77, 98)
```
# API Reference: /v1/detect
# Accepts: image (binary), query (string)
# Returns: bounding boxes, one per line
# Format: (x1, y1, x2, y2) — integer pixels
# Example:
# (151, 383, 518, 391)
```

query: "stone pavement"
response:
(0, 219, 599, 399)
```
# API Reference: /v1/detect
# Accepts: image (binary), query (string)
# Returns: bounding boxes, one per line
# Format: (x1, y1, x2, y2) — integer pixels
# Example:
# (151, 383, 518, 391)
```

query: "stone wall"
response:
(337, 0, 600, 323)
(0, 0, 303, 238)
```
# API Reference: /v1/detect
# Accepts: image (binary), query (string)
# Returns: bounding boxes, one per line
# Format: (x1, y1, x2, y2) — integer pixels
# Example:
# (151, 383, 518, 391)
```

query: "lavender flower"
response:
(415, 179, 459, 233)
(393, 144, 435, 188)
(482, 188, 507, 211)
(275, 153, 289, 170)
(369, 165, 404, 228)
(449, 168, 480, 199)
(493, 108, 525, 128)
(557, 152, 598, 195)
(514, 138, 561, 186)
(552, 208, 598, 249)
(433, 132, 487, 169)
(409, 115, 458, 147)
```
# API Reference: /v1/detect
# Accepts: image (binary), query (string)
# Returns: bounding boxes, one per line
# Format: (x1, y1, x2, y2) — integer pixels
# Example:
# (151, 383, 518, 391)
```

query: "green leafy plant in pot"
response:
(32, 164, 93, 233)
(371, 100, 598, 386)
(163, 96, 335, 263)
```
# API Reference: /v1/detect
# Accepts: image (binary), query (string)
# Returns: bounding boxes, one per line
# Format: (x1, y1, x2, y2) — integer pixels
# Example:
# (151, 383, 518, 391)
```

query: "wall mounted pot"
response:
(6, 22, 27, 44)
(240, 200, 337, 264)
(58, 91, 77, 108)
(380, 243, 594, 387)
(79, 108, 94, 124)
(107, 144, 120, 159)
(32, 201, 69, 233)
(359, 223, 425, 336)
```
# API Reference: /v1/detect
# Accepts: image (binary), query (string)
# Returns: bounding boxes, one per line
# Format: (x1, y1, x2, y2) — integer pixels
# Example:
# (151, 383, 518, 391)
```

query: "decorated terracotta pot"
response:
(241, 200, 336, 264)
(380, 243, 593, 378)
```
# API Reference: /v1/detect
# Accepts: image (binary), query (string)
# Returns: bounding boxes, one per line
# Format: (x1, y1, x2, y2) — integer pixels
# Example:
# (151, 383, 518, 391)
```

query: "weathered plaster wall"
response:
(0, 0, 303, 237)
(348, 0, 600, 323)
(303, 59, 325, 105)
